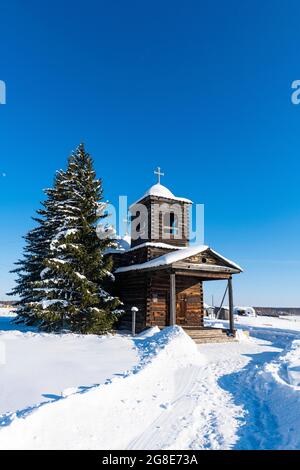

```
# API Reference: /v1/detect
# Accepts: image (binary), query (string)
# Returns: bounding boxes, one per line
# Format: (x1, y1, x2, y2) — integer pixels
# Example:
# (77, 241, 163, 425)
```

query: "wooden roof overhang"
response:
(116, 261, 240, 281)
(170, 262, 239, 280)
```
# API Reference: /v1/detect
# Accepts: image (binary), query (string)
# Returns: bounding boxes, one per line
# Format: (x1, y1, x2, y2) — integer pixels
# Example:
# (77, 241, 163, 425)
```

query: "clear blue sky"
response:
(0, 0, 300, 306)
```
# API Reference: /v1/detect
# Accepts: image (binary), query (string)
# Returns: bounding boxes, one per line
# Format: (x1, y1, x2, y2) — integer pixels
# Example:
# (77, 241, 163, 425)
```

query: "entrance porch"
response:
(147, 267, 236, 342)
(169, 270, 235, 335)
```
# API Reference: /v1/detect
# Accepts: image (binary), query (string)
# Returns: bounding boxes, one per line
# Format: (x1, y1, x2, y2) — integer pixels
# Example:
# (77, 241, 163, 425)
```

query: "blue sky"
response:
(0, 0, 300, 306)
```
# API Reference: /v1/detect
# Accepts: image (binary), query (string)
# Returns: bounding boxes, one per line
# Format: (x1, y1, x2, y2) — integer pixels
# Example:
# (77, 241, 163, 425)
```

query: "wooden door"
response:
(176, 293, 187, 325)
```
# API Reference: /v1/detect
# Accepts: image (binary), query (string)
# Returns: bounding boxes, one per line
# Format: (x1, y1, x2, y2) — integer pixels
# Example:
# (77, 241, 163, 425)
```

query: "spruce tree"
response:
(12, 144, 122, 333)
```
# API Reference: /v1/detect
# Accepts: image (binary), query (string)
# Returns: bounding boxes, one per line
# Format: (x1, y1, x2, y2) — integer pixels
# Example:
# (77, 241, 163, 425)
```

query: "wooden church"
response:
(109, 168, 242, 337)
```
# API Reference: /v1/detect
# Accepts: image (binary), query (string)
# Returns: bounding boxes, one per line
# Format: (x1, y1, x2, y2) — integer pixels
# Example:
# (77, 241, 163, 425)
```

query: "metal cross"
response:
(154, 166, 164, 184)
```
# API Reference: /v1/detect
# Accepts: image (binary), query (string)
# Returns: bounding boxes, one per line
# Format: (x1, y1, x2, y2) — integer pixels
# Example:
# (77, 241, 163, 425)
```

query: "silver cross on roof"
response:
(154, 166, 164, 184)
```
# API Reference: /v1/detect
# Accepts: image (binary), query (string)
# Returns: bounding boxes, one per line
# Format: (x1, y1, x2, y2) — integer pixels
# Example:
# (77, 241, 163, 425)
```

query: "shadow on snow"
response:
(219, 325, 300, 450)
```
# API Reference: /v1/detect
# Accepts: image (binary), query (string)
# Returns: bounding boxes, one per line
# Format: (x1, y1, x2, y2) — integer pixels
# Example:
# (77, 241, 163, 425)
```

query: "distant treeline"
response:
(255, 307, 300, 317)
(0, 300, 17, 307)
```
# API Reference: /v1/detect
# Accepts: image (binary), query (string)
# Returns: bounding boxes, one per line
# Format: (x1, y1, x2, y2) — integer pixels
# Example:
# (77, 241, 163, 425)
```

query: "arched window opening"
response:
(163, 212, 179, 239)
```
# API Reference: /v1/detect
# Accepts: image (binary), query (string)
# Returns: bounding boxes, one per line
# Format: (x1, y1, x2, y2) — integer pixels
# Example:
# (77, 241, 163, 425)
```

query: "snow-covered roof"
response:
(130, 183, 193, 207)
(104, 235, 131, 254)
(204, 303, 212, 309)
(115, 244, 243, 273)
(125, 241, 185, 253)
(106, 241, 185, 254)
(234, 306, 256, 312)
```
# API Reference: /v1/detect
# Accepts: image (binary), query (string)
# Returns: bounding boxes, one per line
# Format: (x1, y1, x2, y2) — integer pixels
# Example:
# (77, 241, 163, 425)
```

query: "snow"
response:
(220, 314, 300, 332)
(0, 308, 16, 318)
(50, 258, 67, 264)
(1, 310, 300, 449)
(266, 339, 300, 388)
(53, 228, 79, 240)
(41, 299, 68, 309)
(125, 241, 185, 253)
(203, 315, 300, 449)
(50, 228, 79, 251)
(75, 272, 86, 280)
(130, 183, 193, 206)
(40, 267, 50, 279)
(234, 306, 256, 317)
(0, 325, 205, 450)
(106, 241, 185, 255)
(0, 311, 138, 420)
(115, 244, 242, 273)
(104, 235, 131, 254)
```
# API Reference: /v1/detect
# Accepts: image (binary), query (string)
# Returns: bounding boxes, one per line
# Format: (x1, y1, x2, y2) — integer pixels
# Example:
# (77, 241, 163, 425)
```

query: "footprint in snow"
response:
(160, 402, 172, 410)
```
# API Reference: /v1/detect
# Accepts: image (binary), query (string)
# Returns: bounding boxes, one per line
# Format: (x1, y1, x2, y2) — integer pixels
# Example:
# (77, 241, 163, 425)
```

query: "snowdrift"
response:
(268, 339, 300, 388)
(253, 339, 300, 449)
(0, 326, 203, 450)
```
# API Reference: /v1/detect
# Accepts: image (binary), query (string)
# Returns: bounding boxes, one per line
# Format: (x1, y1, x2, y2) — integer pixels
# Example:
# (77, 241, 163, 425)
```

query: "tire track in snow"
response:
(172, 361, 243, 450)
(126, 366, 200, 450)
(127, 362, 242, 450)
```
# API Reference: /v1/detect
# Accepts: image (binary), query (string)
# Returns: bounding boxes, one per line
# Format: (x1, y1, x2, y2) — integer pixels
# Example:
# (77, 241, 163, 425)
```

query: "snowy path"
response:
(127, 359, 242, 450)
(127, 317, 300, 450)
(127, 334, 281, 450)
(127, 325, 300, 450)
(127, 365, 206, 449)
(204, 317, 300, 449)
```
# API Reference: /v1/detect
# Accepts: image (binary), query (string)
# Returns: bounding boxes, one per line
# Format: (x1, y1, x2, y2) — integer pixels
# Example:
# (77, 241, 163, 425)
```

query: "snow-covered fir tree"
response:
(12, 144, 122, 333)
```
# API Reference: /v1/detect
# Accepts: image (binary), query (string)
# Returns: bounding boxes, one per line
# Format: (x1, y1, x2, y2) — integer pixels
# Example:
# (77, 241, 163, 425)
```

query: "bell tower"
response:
(130, 168, 192, 248)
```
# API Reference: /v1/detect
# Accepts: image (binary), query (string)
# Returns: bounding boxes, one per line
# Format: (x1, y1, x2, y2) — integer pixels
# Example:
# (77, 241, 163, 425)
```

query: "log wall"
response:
(116, 270, 204, 332)
(130, 196, 191, 248)
(147, 272, 204, 329)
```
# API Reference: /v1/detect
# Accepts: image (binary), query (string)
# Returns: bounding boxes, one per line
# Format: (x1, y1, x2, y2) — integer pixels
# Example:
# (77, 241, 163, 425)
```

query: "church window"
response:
(163, 211, 179, 238)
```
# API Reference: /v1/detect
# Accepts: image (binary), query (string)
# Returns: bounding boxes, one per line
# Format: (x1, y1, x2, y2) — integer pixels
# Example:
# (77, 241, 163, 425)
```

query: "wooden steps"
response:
(182, 327, 237, 344)
(118, 323, 237, 344)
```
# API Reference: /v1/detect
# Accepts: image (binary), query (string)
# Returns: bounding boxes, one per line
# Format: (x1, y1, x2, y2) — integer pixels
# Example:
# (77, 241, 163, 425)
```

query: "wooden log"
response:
(228, 277, 235, 334)
(170, 273, 176, 326)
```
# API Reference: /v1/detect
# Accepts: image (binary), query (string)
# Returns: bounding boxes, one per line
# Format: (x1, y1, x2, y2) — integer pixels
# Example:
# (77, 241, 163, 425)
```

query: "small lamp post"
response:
(131, 306, 139, 336)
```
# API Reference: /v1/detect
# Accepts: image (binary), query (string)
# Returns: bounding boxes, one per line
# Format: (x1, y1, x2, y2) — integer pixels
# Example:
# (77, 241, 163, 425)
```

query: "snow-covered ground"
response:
(0, 309, 300, 450)
(0, 309, 138, 418)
